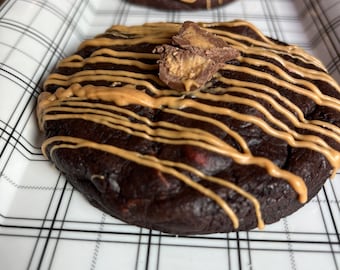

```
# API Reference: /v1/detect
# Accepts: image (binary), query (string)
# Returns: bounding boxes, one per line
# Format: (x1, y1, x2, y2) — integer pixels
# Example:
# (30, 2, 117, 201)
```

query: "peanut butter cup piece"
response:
(155, 22, 239, 91)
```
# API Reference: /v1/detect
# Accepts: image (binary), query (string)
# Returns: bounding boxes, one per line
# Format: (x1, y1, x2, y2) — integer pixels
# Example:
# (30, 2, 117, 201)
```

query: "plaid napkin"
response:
(0, 1, 339, 269)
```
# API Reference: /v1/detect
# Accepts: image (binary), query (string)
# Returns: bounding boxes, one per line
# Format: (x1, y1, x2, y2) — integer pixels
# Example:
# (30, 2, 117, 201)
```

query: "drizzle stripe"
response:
(40, 86, 310, 203)
(221, 64, 340, 110)
(44, 136, 241, 228)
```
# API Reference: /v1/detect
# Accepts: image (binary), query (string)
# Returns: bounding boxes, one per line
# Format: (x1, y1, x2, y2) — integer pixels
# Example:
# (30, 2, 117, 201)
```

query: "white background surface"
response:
(0, 0, 339, 269)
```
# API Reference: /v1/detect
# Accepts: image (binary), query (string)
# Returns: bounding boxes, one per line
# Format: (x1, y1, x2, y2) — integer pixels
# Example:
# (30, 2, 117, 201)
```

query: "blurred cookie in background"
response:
(126, 0, 235, 10)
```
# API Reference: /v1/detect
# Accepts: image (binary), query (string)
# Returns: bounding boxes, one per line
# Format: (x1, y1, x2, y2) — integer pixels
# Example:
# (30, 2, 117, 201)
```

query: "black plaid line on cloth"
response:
(0, 0, 339, 269)
(296, 0, 340, 83)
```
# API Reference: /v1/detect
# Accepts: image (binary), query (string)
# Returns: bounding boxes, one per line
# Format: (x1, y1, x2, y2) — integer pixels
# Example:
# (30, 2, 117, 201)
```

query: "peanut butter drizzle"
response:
(222, 64, 340, 111)
(216, 77, 340, 136)
(39, 84, 339, 182)
(43, 135, 250, 229)
(39, 20, 340, 230)
(203, 22, 327, 71)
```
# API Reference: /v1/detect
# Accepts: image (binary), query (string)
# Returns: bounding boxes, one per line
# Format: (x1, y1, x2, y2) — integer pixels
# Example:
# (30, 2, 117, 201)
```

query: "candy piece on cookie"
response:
(155, 21, 239, 91)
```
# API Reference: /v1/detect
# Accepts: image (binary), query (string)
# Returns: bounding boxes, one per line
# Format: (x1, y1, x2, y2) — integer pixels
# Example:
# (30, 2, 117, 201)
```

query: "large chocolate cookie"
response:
(37, 20, 340, 235)
(127, 0, 235, 10)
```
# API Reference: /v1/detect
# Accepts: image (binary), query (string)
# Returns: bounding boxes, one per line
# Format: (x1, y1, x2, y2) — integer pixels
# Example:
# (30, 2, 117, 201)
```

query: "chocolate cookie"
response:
(126, 0, 235, 10)
(37, 20, 340, 235)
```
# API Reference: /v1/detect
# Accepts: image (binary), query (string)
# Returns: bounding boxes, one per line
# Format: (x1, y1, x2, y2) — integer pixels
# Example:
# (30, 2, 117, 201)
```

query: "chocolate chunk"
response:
(155, 21, 240, 91)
